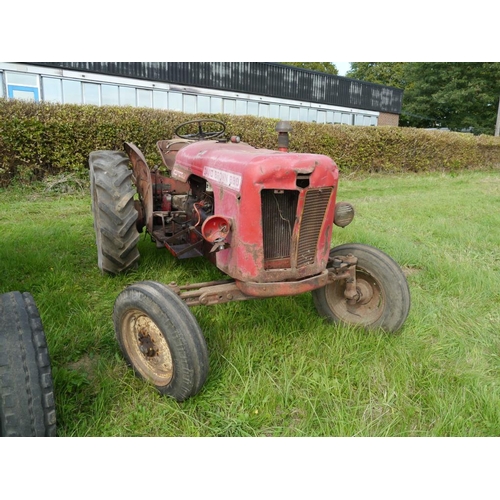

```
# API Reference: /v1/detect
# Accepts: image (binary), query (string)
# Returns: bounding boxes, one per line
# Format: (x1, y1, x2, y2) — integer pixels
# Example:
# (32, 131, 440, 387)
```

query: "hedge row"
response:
(1, 98, 500, 186)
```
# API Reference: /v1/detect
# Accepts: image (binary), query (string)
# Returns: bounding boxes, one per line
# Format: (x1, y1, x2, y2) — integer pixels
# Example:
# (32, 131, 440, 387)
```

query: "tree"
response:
(281, 62, 338, 75)
(402, 63, 500, 134)
(346, 62, 408, 89)
(347, 62, 500, 135)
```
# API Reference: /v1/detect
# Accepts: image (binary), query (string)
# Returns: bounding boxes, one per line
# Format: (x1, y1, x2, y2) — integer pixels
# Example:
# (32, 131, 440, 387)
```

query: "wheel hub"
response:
(121, 311, 174, 386)
(323, 268, 384, 326)
(354, 278, 374, 305)
(138, 328, 158, 358)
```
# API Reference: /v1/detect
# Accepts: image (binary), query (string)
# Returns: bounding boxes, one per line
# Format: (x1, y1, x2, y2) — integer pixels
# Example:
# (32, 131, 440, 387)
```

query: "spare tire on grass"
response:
(0, 291, 56, 437)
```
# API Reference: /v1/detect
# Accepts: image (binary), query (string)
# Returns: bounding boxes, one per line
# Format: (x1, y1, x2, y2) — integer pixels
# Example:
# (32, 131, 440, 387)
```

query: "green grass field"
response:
(1, 169, 499, 436)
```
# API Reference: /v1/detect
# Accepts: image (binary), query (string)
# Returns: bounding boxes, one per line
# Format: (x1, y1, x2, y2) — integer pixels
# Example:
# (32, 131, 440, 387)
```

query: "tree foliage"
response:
(281, 62, 338, 75)
(346, 62, 408, 89)
(347, 62, 500, 135)
(402, 63, 500, 134)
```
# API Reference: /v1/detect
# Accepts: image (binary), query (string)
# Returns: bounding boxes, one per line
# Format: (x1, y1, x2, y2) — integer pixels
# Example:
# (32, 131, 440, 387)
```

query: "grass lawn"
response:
(1, 169, 499, 437)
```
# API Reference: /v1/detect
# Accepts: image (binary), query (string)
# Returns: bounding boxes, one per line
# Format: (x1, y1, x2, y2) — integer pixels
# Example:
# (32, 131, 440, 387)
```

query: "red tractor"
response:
(89, 119, 410, 401)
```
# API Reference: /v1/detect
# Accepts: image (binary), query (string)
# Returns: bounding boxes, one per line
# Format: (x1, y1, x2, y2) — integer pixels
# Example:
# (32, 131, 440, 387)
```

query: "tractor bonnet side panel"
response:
(174, 142, 339, 283)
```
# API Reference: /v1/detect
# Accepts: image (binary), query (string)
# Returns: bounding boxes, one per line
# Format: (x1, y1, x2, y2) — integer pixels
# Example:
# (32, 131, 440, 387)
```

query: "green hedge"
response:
(1, 98, 500, 185)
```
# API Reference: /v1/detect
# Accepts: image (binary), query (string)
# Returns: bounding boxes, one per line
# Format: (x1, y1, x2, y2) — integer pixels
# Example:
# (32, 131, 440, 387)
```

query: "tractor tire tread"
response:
(89, 150, 140, 274)
(0, 292, 56, 437)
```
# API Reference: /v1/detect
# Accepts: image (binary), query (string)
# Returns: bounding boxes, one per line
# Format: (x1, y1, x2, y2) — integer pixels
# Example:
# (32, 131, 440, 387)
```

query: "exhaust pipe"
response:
(275, 121, 292, 152)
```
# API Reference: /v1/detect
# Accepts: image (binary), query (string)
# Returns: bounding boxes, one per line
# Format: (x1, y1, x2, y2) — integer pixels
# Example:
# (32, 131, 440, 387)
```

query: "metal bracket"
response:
(328, 254, 359, 303)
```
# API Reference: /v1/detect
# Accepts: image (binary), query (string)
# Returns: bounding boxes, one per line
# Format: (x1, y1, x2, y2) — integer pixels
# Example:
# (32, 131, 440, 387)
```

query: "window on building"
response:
(62, 79, 82, 104)
(102, 85, 120, 106)
(42, 77, 62, 103)
(183, 94, 196, 113)
(169, 91, 182, 111)
(317, 110, 327, 124)
(289, 107, 300, 121)
(270, 104, 280, 119)
(235, 100, 247, 116)
(83, 82, 100, 105)
(137, 89, 153, 108)
(354, 114, 366, 126)
(259, 103, 269, 118)
(211, 97, 222, 113)
(279, 106, 290, 120)
(0, 72, 3, 98)
(6, 72, 38, 87)
(10, 87, 38, 101)
(223, 99, 235, 114)
(326, 111, 334, 124)
(299, 107, 309, 122)
(308, 109, 317, 123)
(333, 111, 342, 124)
(341, 113, 352, 125)
(120, 86, 136, 106)
(198, 95, 211, 113)
(153, 90, 168, 110)
(6, 71, 40, 102)
(247, 101, 258, 116)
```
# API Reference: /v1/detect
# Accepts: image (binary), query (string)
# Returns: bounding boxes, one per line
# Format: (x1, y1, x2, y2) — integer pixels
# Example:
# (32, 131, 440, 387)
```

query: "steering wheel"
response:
(174, 119, 226, 140)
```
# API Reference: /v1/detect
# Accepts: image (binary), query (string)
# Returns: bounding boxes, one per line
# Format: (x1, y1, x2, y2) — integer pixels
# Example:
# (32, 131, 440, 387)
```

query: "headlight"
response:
(334, 202, 355, 227)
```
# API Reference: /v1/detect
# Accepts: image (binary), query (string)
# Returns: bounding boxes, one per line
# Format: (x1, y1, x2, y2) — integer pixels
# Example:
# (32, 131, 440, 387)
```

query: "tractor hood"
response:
(170, 140, 338, 191)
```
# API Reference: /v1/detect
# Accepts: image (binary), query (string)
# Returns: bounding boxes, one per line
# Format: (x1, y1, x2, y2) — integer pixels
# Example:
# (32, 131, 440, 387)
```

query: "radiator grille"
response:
(261, 188, 333, 269)
(262, 190, 298, 266)
(297, 188, 333, 267)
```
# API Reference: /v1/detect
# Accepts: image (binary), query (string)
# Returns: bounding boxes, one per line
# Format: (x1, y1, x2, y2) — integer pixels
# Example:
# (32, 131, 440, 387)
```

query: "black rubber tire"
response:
(113, 281, 209, 401)
(312, 243, 411, 333)
(89, 150, 140, 275)
(0, 292, 57, 437)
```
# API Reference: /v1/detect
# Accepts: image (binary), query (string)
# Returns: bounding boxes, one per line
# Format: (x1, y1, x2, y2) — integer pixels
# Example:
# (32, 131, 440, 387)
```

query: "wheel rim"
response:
(324, 267, 384, 326)
(121, 309, 174, 386)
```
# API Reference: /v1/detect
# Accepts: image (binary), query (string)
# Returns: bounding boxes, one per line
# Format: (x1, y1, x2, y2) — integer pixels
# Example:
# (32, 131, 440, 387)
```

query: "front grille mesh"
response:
(261, 188, 332, 269)
(262, 190, 298, 262)
(296, 188, 333, 266)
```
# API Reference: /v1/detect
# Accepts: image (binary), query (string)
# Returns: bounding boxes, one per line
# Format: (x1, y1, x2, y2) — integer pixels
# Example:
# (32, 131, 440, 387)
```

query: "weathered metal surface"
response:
(124, 142, 153, 234)
(168, 265, 356, 306)
(235, 270, 331, 298)
(162, 226, 204, 259)
(262, 189, 297, 268)
(157, 139, 192, 170)
(296, 188, 334, 267)
(174, 139, 339, 283)
(124, 124, 354, 306)
(168, 279, 248, 307)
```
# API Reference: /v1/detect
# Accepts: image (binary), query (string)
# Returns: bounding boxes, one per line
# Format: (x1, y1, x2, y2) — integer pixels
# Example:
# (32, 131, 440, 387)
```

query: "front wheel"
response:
(312, 243, 410, 333)
(113, 281, 209, 401)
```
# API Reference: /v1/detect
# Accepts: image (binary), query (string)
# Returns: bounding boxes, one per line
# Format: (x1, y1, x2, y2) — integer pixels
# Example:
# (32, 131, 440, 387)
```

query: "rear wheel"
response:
(0, 292, 56, 437)
(89, 150, 140, 274)
(312, 243, 410, 333)
(113, 281, 209, 401)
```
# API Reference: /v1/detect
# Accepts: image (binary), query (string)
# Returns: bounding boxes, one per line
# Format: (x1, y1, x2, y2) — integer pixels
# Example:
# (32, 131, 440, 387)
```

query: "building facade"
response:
(0, 62, 403, 127)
